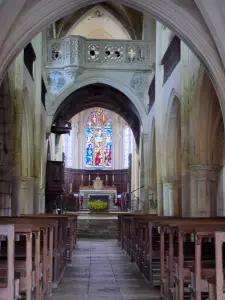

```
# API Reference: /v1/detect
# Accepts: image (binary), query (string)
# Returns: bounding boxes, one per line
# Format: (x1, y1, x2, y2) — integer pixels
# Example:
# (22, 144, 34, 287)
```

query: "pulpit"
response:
(79, 176, 117, 210)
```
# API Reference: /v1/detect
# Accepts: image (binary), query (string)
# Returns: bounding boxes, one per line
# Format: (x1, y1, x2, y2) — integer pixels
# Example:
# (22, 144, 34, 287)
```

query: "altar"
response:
(79, 176, 117, 210)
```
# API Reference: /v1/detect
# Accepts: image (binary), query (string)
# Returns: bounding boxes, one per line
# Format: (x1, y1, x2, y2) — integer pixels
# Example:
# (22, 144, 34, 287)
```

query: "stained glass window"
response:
(124, 122, 133, 168)
(64, 127, 73, 167)
(85, 108, 112, 168)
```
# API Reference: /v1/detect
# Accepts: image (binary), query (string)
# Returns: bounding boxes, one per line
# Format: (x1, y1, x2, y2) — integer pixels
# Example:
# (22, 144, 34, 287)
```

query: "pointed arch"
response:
(163, 89, 181, 181)
(67, 5, 131, 40)
(192, 70, 224, 165)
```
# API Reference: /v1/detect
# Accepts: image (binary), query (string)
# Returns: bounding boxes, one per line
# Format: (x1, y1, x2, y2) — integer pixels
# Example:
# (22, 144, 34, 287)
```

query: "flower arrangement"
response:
(88, 200, 107, 212)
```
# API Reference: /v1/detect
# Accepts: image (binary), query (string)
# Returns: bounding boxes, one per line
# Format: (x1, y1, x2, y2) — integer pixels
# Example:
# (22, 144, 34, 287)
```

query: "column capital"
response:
(190, 164, 222, 180)
(190, 164, 222, 172)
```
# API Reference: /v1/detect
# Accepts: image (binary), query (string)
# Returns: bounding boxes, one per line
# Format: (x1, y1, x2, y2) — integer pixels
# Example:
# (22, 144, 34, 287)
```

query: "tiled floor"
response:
(52, 239, 159, 300)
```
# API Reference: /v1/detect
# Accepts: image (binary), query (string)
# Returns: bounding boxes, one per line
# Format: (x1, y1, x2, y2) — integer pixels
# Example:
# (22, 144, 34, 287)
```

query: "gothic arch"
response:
(193, 71, 224, 165)
(163, 89, 181, 181)
(50, 74, 148, 133)
(163, 93, 181, 216)
(67, 5, 131, 39)
(188, 69, 225, 216)
(1, 0, 225, 125)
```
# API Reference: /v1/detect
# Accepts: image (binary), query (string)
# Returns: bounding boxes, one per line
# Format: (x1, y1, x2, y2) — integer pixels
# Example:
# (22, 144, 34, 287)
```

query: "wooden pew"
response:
(0, 219, 49, 300)
(0, 216, 58, 299)
(119, 214, 225, 300)
(21, 214, 77, 288)
(158, 218, 225, 300)
(0, 214, 77, 300)
(189, 228, 225, 300)
(0, 224, 20, 300)
(23, 214, 77, 263)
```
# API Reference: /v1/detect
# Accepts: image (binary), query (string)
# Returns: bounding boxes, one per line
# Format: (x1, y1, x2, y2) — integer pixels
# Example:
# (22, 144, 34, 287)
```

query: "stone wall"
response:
(77, 218, 118, 238)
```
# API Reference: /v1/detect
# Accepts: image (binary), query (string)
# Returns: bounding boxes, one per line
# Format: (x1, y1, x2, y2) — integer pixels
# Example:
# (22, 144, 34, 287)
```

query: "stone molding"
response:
(190, 164, 222, 181)
(190, 164, 222, 172)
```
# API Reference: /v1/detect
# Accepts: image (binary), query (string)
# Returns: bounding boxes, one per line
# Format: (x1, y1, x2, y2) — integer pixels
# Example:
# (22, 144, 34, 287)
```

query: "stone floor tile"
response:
(52, 239, 159, 300)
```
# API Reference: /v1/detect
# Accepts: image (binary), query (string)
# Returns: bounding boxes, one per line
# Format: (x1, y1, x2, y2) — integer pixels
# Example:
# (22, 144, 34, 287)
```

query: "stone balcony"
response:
(44, 36, 153, 95)
(44, 36, 154, 128)
(45, 35, 152, 70)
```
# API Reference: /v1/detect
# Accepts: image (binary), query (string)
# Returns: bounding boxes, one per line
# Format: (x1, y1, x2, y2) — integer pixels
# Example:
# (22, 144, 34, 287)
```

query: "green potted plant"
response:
(88, 200, 107, 213)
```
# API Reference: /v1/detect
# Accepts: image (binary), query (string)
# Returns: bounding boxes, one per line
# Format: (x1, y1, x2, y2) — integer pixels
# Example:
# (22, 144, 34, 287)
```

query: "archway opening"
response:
(189, 70, 225, 217)
(53, 83, 141, 148)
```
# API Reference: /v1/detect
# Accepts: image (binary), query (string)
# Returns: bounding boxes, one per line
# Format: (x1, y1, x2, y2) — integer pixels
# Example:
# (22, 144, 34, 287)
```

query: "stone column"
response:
(73, 121, 79, 169)
(149, 184, 157, 214)
(8, 53, 24, 215)
(180, 42, 191, 216)
(55, 134, 62, 161)
(0, 71, 13, 215)
(78, 120, 84, 168)
(131, 142, 139, 211)
(155, 22, 164, 215)
(190, 165, 220, 217)
(2, 91, 12, 214)
(163, 180, 181, 216)
(33, 32, 44, 213)
(17, 177, 34, 214)
(142, 133, 150, 213)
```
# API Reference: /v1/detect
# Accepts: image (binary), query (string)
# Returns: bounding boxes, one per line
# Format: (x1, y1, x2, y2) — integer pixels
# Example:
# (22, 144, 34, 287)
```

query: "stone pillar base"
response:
(190, 165, 221, 217)
(12, 176, 35, 215)
(163, 180, 181, 216)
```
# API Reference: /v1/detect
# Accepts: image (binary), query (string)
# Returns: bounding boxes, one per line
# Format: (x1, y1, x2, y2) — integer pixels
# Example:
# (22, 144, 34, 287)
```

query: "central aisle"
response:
(52, 239, 159, 300)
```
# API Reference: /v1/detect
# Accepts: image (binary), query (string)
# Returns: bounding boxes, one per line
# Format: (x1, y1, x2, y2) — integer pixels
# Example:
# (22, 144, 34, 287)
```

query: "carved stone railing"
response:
(45, 35, 152, 71)
(44, 35, 154, 99)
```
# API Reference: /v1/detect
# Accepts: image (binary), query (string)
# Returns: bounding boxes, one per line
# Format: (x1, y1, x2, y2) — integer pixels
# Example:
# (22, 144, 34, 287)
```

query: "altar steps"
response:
(77, 215, 118, 238)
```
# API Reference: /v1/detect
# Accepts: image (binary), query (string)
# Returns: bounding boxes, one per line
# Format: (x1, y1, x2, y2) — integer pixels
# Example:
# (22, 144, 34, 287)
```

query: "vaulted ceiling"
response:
(53, 83, 141, 147)
(53, 1, 143, 40)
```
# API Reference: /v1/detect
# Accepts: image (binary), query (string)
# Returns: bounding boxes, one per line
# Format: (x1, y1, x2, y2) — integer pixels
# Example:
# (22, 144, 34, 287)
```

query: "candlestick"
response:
(69, 183, 72, 193)
(106, 174, 108, 181)
(81, 173, 83, 185)
(89, 174, 90, 185)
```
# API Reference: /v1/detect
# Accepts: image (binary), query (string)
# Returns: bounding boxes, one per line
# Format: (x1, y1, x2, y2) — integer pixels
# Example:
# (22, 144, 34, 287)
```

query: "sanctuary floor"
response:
(52, 239, 160, 300)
